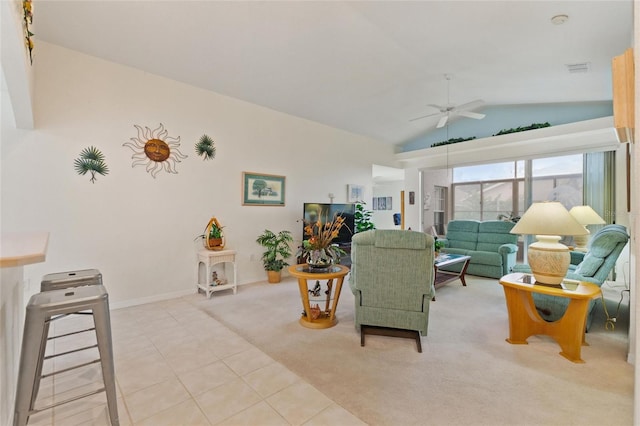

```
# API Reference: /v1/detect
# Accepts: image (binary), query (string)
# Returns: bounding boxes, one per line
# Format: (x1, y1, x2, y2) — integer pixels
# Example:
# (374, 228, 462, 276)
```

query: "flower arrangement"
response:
(298, 213, 349, 267)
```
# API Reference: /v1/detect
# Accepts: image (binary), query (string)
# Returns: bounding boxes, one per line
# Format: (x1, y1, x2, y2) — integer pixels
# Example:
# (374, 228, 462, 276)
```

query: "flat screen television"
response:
(302, 203, 355, 246)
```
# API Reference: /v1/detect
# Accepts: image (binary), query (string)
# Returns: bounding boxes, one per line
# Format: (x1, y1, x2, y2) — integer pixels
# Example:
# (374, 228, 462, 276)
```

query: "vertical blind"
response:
(584, 151, 616, 225)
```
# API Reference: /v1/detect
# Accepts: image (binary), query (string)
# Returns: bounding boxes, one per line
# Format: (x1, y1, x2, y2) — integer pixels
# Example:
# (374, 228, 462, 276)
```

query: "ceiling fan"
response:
(410, 74, 486, 128)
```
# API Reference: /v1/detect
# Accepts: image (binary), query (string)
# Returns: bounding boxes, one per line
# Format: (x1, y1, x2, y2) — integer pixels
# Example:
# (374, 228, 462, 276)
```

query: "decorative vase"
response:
(307, 249, 333, 273)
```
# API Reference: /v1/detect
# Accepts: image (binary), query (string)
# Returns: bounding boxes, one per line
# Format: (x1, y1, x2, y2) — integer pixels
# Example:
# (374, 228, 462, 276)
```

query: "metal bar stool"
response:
(41, 269, 102, 291)
(13, 285, 119, 426)
(28, 268, 104, 418)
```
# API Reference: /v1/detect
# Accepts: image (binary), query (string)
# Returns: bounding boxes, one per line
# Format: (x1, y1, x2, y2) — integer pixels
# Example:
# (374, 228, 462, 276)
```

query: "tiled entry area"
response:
(24, 296, 364, 425)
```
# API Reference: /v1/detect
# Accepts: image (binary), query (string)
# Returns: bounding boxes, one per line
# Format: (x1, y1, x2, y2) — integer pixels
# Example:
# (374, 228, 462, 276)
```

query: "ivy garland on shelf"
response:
(493, 122, 551, 136)
(430, 122, 552, 148)
(431, 136, 476, 148)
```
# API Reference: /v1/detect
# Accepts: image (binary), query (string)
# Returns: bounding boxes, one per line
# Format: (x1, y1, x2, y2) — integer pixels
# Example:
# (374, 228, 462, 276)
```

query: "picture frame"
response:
(242, 172, 286, 206)
(347, 184, 364, 203)
(378, 197, 386, 210)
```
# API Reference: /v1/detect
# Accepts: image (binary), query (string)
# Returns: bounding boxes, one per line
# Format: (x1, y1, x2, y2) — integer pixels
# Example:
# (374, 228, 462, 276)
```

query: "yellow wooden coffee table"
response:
(498, 272, 601, 363)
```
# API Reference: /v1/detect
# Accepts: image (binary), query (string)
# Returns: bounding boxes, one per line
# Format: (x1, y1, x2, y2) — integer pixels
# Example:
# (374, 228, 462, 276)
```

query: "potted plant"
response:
(434, 239, 445, 256)
(354, 201, 375, 233)
(195, 217, 225, 250)
(256, 229, 293, 283)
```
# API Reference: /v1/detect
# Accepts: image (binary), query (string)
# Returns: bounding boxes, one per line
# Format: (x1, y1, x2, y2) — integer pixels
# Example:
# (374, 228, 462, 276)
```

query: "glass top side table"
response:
(288, 264, 349, 329)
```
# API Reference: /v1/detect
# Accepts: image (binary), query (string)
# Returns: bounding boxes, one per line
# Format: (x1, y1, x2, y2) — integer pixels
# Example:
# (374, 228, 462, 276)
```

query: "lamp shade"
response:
(569, 205, 605, 251)
(511, 201, 588, 285)
(569, 206, 606, 226)
(510, 202, 588, 237)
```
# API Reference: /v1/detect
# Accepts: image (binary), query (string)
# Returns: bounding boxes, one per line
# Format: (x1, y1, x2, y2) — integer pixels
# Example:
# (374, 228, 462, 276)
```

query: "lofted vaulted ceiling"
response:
(33, 1, 633, 146)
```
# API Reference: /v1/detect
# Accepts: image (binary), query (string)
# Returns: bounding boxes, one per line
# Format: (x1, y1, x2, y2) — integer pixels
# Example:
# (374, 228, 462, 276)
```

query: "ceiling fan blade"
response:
(457, 110, 486, 120)
(428, 104, 447, 112)
(454, 99, 485, 112)
(409, 111, 441, 122)
(436, 115, 449, 128)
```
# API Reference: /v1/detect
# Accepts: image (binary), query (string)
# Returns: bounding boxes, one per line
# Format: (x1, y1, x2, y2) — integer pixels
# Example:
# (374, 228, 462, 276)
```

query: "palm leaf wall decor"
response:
(74, 146, 109, 183)
(195, 134, 216, 160)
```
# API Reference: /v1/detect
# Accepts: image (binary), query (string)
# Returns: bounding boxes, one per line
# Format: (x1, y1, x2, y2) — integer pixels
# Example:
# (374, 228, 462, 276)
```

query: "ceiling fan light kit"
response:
(551, 14, 569, 25)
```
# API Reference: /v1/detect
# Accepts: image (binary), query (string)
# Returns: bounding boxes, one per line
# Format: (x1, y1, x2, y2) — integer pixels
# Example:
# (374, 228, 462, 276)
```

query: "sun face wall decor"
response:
(123, 123, 188, 178)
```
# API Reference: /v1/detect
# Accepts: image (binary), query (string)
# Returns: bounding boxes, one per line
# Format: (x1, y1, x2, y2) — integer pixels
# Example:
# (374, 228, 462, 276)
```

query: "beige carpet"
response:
(192, 275, 633, 426)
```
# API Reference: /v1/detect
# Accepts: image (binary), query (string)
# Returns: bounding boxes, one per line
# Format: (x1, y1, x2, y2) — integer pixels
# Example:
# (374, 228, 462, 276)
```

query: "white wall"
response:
(1, 0, 35, 128)
(1, 42, 396, 307)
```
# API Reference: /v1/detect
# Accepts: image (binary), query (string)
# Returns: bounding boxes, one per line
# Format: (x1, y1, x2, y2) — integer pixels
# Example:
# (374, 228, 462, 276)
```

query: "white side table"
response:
(196, 249, 237, 298)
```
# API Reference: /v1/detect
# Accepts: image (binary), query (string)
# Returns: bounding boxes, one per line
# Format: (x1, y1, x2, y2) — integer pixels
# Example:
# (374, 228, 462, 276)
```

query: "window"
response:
(433, 186, 447, 235)
(451, 154, 583, 220)
(453, 183, 480, 220)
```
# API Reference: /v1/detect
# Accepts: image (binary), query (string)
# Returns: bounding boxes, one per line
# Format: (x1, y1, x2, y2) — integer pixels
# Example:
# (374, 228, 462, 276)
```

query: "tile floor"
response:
(25, 295, 365, 425)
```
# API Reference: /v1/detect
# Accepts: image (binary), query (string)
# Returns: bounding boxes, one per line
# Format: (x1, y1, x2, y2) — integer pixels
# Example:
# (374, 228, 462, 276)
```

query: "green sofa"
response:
(438, 220, 518, 279)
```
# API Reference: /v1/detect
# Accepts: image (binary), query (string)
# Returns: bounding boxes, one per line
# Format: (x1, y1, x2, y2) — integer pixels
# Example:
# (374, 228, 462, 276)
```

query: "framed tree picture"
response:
(242, 172, 286, 206)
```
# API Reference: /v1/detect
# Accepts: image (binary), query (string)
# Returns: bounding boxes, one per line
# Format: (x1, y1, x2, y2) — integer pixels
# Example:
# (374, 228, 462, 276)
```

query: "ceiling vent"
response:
(566, 62, 590, 73)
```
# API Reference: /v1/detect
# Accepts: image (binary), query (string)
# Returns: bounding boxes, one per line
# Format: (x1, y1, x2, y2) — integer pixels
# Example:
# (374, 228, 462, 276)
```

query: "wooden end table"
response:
(498, 272, 601, 363)
(288, 264, 349, 329)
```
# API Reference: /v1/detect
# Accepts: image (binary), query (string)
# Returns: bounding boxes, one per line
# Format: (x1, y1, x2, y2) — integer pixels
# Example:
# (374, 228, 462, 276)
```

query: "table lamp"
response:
(510, 201, 588, 285)
(569, 205, 606, 252)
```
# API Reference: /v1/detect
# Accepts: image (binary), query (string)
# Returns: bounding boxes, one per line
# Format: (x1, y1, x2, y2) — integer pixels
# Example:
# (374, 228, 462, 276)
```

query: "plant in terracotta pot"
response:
(256, 229, 293, 283)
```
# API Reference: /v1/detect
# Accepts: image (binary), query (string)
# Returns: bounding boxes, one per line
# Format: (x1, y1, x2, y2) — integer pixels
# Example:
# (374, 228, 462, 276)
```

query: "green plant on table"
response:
(208, 223, 223, 239)
(194, 222, 224, 241)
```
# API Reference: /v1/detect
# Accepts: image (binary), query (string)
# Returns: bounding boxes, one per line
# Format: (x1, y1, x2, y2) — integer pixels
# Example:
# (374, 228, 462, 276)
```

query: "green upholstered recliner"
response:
(349, 229, 435, 352)
(514, 224, 629, 330)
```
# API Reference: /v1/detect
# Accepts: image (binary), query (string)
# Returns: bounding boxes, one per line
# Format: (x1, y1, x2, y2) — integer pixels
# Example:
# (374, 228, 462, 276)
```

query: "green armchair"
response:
(515, 224, 629, 330)
(349, 229, 435, 352)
